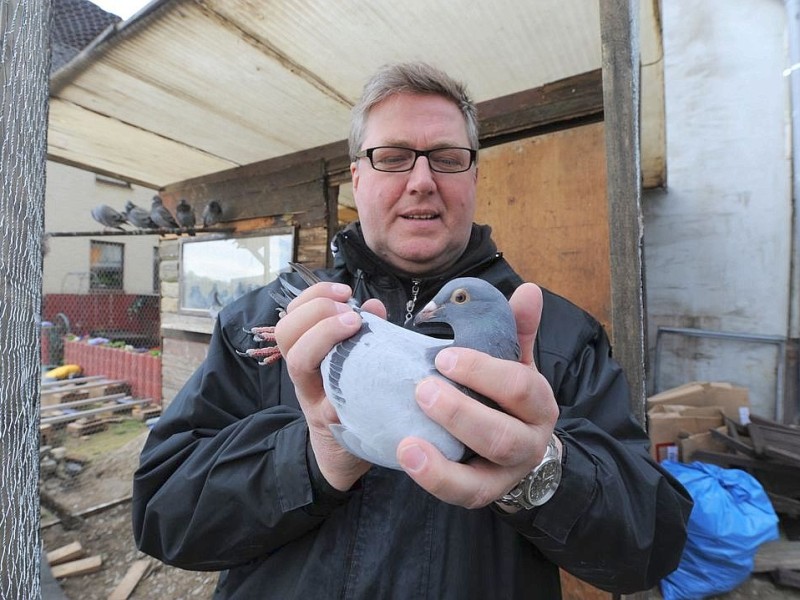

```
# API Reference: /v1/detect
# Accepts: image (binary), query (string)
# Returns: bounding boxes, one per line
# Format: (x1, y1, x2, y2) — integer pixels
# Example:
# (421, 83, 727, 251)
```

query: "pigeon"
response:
(150, 195, 179, 229)
(242, 264, 518, 470)
(175, 199, 196, 235)
(91, 204, 127, 231)
(202, 200, 223, 228)
(124, 200, 157, 229)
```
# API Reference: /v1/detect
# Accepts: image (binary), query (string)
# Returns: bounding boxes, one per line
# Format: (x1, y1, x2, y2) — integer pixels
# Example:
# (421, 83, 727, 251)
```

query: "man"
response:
(133, 62, 692, 599)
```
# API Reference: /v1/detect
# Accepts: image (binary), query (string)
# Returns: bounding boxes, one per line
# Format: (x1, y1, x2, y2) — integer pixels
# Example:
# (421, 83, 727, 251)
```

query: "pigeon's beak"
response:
(414, 300, 444, 325)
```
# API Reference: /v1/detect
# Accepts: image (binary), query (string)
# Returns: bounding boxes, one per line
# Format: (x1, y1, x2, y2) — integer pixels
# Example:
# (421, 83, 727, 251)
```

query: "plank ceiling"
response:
(48, 0, 664, 190)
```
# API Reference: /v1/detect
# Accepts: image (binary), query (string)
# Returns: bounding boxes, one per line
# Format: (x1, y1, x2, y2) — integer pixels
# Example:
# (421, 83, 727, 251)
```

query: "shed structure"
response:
(48, 3, 660, 597)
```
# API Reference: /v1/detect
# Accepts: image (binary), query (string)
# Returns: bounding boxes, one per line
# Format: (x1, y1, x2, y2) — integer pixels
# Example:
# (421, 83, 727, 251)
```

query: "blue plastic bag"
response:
(659, 460, 779, 600)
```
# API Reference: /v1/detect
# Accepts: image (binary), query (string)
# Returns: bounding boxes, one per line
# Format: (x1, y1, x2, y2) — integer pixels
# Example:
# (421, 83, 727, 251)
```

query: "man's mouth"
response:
(402, 213, 438, 220)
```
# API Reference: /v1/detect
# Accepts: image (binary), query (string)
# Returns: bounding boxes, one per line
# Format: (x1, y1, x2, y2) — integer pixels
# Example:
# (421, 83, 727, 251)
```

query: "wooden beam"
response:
(158, 70, 604, 199)
(479, 69, 604, 147)
(600, 2, 650, 600)
(46, 542, 85, 567)
(50, 556, 102, 579)
(600, 0, 646, 426)
(40, 397, 151, 425)
(108, 559, 152, 600)
(41, 393, 127, 411)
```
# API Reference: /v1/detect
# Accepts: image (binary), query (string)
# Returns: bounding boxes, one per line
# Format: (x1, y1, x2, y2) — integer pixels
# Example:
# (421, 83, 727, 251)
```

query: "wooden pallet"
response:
(132, 404, 161, 421)
(41, 379, 131, 406)
(41, 375, 105, 388)
(40, 397, 152, 426)
(40, 393, 128, 413)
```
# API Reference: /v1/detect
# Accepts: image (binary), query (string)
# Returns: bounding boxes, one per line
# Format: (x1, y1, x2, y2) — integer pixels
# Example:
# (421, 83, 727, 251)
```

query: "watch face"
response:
(527, 461, 561, 504)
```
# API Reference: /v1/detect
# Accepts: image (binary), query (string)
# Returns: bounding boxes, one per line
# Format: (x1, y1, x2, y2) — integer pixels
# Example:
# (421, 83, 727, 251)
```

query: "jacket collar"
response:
(331, 222, 500, 285)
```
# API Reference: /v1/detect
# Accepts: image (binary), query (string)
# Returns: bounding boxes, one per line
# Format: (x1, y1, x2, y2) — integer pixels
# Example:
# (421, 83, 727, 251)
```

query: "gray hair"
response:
(348, 62, 479, 161)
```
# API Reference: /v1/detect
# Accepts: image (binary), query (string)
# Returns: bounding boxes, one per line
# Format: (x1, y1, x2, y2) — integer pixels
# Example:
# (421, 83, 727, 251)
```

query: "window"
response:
(179, 228, 294, 315)
(90, 241, 124, 291)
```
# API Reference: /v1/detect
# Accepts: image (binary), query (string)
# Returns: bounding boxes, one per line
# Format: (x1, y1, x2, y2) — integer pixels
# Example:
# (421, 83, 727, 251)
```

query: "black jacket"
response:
(133, 223, 691, 599)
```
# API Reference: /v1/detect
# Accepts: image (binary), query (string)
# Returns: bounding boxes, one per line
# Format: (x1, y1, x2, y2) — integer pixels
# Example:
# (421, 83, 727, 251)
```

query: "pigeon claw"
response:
(246, 325, 277, 343)
(237, 345, 282, 365)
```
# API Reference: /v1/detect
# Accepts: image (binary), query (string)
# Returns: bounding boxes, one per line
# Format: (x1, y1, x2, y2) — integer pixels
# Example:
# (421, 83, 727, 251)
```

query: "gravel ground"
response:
(40, 431, 800, 599)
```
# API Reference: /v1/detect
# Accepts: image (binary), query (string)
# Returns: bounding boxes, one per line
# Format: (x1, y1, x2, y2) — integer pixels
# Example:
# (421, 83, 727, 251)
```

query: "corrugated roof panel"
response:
(211, 0, 601, 103)
(56, 0, 353, 167)
(49, 98, 236, 185)
(48, 0, 661, 188)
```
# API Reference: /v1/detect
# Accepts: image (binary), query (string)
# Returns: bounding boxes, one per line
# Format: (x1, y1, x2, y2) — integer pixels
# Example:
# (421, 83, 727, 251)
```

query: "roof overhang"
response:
(48, 0, 665, 189)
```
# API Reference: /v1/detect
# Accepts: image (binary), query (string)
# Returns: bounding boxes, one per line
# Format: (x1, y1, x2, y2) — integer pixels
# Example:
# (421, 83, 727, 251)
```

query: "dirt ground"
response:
(41, 428, 218, 599)
(40, 427, 800, 600)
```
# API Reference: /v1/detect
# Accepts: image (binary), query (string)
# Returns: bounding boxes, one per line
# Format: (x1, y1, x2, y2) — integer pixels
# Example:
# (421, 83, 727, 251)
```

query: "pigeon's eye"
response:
(451, 289, 470, 304)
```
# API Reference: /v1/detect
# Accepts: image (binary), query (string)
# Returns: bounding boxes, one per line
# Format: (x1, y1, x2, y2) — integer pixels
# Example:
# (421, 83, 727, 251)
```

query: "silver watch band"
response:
(495, 434, 561, 510)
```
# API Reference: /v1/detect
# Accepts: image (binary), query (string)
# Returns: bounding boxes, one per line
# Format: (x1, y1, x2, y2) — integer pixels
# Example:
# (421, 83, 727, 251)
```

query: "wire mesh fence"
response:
(38, 289, 172, 597)
(40, 289, 162, 455)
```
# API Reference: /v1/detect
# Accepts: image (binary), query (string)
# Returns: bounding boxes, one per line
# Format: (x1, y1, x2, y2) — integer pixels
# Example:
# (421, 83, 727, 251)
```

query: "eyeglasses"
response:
(355, 146, 477, 173)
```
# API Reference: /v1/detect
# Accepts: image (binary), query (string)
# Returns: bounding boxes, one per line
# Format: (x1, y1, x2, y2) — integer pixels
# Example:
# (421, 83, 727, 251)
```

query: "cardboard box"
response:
(679, 426, 729, 462)
(647, 405, 725, 462)
(646, 381, 750, 462)
(647, 381, 750, 423)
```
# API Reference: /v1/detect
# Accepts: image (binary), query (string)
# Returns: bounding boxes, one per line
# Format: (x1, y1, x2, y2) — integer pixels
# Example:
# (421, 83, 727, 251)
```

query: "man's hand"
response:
(274, 282, 385, 492)
(396, 283, 561, 509)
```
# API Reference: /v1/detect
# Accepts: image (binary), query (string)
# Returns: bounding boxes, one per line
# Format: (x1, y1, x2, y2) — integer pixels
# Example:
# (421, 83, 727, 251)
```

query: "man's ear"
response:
(350, 161, 360, 208)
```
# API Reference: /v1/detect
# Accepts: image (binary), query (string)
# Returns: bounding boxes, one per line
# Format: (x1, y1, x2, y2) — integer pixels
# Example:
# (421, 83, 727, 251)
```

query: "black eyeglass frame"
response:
(354, 146, 478, 173)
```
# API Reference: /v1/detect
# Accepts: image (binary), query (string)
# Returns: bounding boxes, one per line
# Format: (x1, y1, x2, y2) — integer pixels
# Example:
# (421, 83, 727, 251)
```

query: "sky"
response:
(91, 0, 151, 20)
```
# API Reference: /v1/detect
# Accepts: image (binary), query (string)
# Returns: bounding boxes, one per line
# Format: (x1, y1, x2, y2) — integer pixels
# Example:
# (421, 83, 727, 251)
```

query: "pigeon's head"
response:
(414, 278, 518, 359)
(415, 277, 505, 323)
(124, 201, 135, 212)
(152, 195, 163, 206)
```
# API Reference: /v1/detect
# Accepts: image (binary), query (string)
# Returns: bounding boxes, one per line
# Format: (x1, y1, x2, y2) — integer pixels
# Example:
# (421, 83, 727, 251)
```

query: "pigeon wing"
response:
(321, 311, 464, 469)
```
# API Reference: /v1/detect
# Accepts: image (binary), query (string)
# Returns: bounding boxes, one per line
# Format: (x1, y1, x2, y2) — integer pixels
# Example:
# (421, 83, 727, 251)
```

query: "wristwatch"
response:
(495, 434, 562, 510)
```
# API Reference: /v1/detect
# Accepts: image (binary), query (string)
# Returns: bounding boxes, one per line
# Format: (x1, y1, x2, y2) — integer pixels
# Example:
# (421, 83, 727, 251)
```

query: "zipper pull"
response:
(404, 279, 421, 325)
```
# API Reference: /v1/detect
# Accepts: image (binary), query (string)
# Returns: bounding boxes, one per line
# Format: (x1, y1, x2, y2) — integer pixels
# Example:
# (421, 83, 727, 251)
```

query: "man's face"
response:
(350, 93, 477, 277)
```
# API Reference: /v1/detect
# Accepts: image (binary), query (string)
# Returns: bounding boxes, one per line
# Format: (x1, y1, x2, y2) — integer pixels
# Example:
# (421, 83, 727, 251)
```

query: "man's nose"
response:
(407, 156, 437, 193)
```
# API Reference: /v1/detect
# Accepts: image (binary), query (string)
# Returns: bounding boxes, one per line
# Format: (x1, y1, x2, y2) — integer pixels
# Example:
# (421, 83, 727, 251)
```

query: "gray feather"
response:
(175, 199, 196, 231)
(91, 205, 127, 230)
(150, 196, 179, 229)
(124, 201, 157, 229)
(271, 266, 518, 469)
(202, 200, 222, 227)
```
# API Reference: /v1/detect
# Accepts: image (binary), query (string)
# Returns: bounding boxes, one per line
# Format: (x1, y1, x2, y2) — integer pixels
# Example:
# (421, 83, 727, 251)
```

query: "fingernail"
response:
(436, 349, 458, 373)
(399, 444, 427, 472)
(332, 283, 350, 296)
(338, 311, 359, 326)
(416, 379, 440, 408)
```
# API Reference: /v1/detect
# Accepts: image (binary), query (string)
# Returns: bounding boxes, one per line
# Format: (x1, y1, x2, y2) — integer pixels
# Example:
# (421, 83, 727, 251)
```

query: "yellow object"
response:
(45, 364, 82, 380)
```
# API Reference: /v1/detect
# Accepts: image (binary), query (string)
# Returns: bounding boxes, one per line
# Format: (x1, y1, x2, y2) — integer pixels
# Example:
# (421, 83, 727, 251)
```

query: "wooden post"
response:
(600, 3, 654, 600)
(600, 0, 647, 426)
(0, 0, 51, 596)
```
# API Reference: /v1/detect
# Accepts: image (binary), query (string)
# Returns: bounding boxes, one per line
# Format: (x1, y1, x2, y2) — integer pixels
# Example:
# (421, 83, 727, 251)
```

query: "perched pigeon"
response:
(124, 201, 157, 229)
(91, 204, 127, 231)
(150, 196, 179, 229)
(175, 199, 196, 234)
(243, 264, 518, 470)
(202, 200, 223, 228)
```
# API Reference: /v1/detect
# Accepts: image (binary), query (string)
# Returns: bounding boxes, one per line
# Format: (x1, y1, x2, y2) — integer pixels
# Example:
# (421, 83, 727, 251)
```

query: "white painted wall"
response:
(643, 0, 792, 418)
(43, 161, 159, 295)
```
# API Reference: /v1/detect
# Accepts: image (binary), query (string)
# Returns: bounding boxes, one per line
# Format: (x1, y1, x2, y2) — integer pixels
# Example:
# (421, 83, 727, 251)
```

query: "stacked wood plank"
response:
(45, 540, 152, 598)
(46, 541, 102, 579)
(692, 414, 800, 588)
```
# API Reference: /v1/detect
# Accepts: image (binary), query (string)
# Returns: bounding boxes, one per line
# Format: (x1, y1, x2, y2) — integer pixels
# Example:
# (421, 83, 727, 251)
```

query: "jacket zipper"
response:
(404, 279, 421, 325)
(400, 253, 504, 326)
